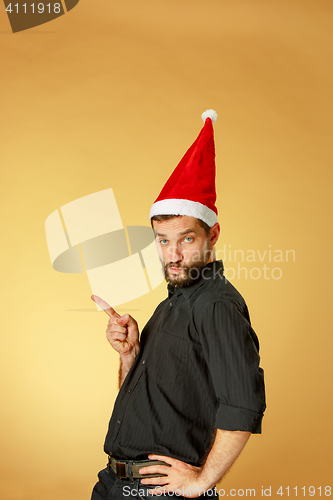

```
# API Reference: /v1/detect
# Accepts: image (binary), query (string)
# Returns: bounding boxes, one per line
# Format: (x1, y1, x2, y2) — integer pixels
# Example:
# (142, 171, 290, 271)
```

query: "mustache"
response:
(165, 263, 188, 271)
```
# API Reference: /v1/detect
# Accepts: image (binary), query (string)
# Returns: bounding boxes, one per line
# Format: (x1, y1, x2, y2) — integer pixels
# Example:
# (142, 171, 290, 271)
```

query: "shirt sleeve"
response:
(196, 299, 266, 433)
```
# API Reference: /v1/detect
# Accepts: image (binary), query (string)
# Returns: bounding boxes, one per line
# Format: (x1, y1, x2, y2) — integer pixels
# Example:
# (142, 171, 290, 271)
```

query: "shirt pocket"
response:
(149, 330, 189, 386)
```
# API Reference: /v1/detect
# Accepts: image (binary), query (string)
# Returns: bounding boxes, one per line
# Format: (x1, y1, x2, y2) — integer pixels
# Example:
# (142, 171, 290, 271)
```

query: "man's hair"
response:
(150, 214, 211, 237)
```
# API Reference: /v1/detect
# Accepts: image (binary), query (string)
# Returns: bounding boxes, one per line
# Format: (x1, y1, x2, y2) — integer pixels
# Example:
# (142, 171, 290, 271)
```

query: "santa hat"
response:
(149, 109, 218, 227)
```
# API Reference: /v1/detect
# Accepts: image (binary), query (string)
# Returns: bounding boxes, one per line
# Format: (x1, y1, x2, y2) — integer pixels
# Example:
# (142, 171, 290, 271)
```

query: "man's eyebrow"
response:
(155, 228, 198, 238)
(178, 228, 198, 236)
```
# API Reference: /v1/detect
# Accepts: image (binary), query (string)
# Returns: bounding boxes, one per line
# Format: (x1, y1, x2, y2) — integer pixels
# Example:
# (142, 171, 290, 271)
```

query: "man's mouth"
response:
(166, 264, 184, 274)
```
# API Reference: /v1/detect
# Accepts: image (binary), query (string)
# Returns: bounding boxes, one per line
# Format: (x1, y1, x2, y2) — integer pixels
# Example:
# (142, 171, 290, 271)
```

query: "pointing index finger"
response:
(91, 295, 120, 318)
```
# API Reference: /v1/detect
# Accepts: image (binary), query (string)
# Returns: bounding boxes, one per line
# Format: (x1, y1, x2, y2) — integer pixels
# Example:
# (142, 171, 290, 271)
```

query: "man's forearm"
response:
(118, 346, 140, 389)
(141, 428, 251, 497)
(199, 429, 251, 489)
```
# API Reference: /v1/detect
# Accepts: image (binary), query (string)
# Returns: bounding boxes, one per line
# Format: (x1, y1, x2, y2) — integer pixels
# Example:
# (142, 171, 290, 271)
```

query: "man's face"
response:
(152, 216, 218, 287)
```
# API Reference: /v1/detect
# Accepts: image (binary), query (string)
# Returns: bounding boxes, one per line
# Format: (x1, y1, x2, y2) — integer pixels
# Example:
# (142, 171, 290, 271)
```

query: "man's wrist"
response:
(195, 467, 219, 492)
(120, 344, 140, 365)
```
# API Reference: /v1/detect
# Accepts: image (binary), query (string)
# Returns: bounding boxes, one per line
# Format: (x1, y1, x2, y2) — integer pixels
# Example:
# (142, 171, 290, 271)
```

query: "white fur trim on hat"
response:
(149, 199, 218, 227)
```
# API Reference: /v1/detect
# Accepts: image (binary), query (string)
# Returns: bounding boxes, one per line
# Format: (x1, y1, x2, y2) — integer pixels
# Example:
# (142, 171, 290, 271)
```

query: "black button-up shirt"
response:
(104, 261, 266, 466)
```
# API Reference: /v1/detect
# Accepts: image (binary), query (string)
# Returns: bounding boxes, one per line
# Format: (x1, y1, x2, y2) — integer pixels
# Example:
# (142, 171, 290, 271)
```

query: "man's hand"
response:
(140, 430, 251, 497)
(91, 295, 140, 387)
(91, 295, 140, 357)
(140, 455, 204, 498)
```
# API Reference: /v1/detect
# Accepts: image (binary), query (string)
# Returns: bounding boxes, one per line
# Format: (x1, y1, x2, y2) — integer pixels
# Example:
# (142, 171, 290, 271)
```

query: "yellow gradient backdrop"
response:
(0, 1, 332, 499)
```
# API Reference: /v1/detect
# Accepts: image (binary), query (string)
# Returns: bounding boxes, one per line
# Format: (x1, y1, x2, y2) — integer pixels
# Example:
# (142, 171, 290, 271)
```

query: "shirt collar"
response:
(167, 260, 224, 299)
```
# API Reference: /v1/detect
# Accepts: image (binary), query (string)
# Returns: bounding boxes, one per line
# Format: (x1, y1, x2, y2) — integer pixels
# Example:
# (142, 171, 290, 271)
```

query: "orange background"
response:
(0, 1, 332, 498)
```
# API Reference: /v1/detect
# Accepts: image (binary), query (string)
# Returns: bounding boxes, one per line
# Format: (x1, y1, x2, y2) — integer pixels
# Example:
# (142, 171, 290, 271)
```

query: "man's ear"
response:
(209, 223, 220, 248)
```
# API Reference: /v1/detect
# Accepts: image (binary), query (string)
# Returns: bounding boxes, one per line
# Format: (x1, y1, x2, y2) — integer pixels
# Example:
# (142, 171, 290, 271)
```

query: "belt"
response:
(108, 455, 171, 480)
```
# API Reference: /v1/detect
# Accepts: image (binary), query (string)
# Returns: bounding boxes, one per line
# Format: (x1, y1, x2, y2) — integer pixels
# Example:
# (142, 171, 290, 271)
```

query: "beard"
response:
(163, 239, 212, 287)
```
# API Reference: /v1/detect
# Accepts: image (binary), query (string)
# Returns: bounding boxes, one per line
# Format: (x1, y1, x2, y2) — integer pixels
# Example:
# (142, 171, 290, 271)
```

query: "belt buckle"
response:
(116, 461, 127, 479)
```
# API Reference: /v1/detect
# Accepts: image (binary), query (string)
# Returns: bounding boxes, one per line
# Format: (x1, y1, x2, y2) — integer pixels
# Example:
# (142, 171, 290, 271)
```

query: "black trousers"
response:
(91, 465, 219, 500)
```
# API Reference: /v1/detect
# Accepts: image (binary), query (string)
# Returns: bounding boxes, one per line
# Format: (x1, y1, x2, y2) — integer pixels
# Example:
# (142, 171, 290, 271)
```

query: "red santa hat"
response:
(149, 109, 218, 227)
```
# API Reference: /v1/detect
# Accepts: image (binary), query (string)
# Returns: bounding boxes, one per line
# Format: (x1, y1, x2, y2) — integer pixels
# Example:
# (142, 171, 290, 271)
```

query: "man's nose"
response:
(167, 244, 183, 263)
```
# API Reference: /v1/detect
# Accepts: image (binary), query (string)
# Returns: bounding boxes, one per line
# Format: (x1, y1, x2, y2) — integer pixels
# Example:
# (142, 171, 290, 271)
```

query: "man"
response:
(91, 110, 266, 500)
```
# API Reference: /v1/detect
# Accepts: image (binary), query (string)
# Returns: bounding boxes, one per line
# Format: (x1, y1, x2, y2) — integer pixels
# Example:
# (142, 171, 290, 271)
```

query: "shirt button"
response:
(169, 302, 173, 307)
(117, 419, 121, 424)
(128, 389, 131, 393)
(142, 360, 145, 364)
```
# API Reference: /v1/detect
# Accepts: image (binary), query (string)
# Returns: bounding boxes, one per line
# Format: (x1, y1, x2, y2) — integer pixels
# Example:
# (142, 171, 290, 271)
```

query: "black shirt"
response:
(104, 260, 266, 466)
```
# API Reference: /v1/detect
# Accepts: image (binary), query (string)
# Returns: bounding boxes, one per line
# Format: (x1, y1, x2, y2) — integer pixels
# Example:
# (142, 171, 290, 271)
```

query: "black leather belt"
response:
(108, 455, 171, 480)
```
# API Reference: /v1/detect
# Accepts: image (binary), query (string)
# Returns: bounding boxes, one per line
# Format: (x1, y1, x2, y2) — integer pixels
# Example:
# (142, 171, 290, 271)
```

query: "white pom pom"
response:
(201, 109, 218, 124)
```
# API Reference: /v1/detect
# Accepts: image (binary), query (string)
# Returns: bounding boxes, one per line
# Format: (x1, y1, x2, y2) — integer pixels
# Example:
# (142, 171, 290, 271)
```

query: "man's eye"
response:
(160, 239, 168, 245)
(184, 237, 193, 243)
